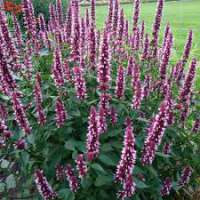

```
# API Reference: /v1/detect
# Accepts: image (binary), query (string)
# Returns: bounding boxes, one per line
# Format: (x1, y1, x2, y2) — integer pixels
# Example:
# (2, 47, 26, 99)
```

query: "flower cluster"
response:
(151, 0, 164, 58)
(73, 66, 87, 100)
(75, 154, 88, 178)
(160, 177, 172, 196)
(115, 65, 125, 99)
(86, 106, 100, 161)
(97, 31, 111, 92)
(179, 58, 197, 103)
(178, 166, 192, 186)
(115, 121, 136, 182)
(52, 47, 65, 88)
(132, 63, 143, 110)
(34, 73, 46, 126)
(65, 164, 79, 192)
(55, 97, 67, 128)
(115, 121, 136, 199)
(141, 96, 171, 165)
(11, 92, 31, 135)
(34, 169, 57, 200)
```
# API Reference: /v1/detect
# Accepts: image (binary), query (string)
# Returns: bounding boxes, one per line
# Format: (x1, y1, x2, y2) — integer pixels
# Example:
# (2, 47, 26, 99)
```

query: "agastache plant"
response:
(0, 0, 199, 199)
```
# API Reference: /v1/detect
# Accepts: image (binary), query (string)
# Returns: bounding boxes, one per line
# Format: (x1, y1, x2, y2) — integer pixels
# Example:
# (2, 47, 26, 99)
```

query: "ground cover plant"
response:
(0, 0, 200, 199)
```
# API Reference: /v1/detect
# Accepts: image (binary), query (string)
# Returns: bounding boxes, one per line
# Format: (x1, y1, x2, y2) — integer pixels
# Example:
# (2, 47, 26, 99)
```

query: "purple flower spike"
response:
(73, 66, 87, 100)
(160, 177, 172, 196)
(140, 20, 145, 47)
(91, 0, 96, 25)
(55, 97, 67, 128)
(182, 30, 193, 65)
(141, 95, 172, 165)
(22, 0, 37, 39)
(34, 169, 57, 200)
(34, 73, 46, 126)
(192, 118, 200, 133)
(127, 56, 135, 76)
(56, 0, 63, 26)
(52, 47, 65, 88)
(0, 120, 12, 139)
(15, 138, 26, 150)
(71, 0, 80, 63)
(98, 106, 107, 134)
(115, 65, 125, 99)
(97, 31, 111, 92)
(151, 0, 164, 58)
(163, 143, 171, 155)
(65, 164, 79, 192)
(86, 106, 100, 161)
(110, 107, 118, 125)
(89, 22, 96, 69)
(11, 92, 31, 135)
(118, 174, 136, 200)
(132, 63, 143, 110)
(115, 122, 136, 182)
(12, 14, 23, 48)
(63, 59, 72, 82)
(76, 154, 88, 178)
(161, 23, 170, 54)
(178, 166, 192, 186)
(112, 0, 119, 34)
(160, 32, 173, 81)
(179, 58, 197, 103)
(133, 0, 141, 32)
(0, 10, 18, 68)
(64, 2, 72, 43)
(55, 165, 64, 181)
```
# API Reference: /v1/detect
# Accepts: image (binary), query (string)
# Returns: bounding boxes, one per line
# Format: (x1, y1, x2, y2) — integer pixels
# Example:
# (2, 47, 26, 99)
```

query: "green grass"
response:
(82, 0, 200, 88)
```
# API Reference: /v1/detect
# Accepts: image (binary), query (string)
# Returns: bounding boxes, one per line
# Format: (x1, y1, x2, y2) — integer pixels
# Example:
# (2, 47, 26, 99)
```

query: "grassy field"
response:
(82, 0, 200, 88)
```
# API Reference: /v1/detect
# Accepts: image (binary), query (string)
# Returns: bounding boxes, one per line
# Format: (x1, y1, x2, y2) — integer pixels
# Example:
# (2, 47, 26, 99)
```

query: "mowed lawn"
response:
(82, 0, 200, 88)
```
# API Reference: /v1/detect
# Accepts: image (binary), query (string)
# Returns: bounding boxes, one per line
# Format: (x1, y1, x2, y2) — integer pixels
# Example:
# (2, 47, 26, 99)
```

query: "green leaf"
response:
(6, 174, 16, 189)
(0, 183, 5, 193)
(135, 178, 149, 189)
(91, 163, 106, 174)
(156, 152, 170, 158)
(95, 175, 113, 186)
(64, 140, 76, 151)
(99, 154, 116, 166)
(58, 188, 75, 200)
(1, 159, 9, 169)
(81, 176, 92, 189)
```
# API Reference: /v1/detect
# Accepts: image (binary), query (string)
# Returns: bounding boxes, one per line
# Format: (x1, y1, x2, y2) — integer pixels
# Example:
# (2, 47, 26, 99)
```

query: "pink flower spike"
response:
(65, 164, 79, 192)
(34, 169, 57, 200)
(75, 154, 88, 178)
(115, 121, 136, 182)
(73, 66, 87, 100)
(55, 97, 67, 128)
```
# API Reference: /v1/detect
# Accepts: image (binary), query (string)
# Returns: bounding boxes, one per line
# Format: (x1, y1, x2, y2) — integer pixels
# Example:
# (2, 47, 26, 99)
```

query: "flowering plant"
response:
(0, 0, 200, 199)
